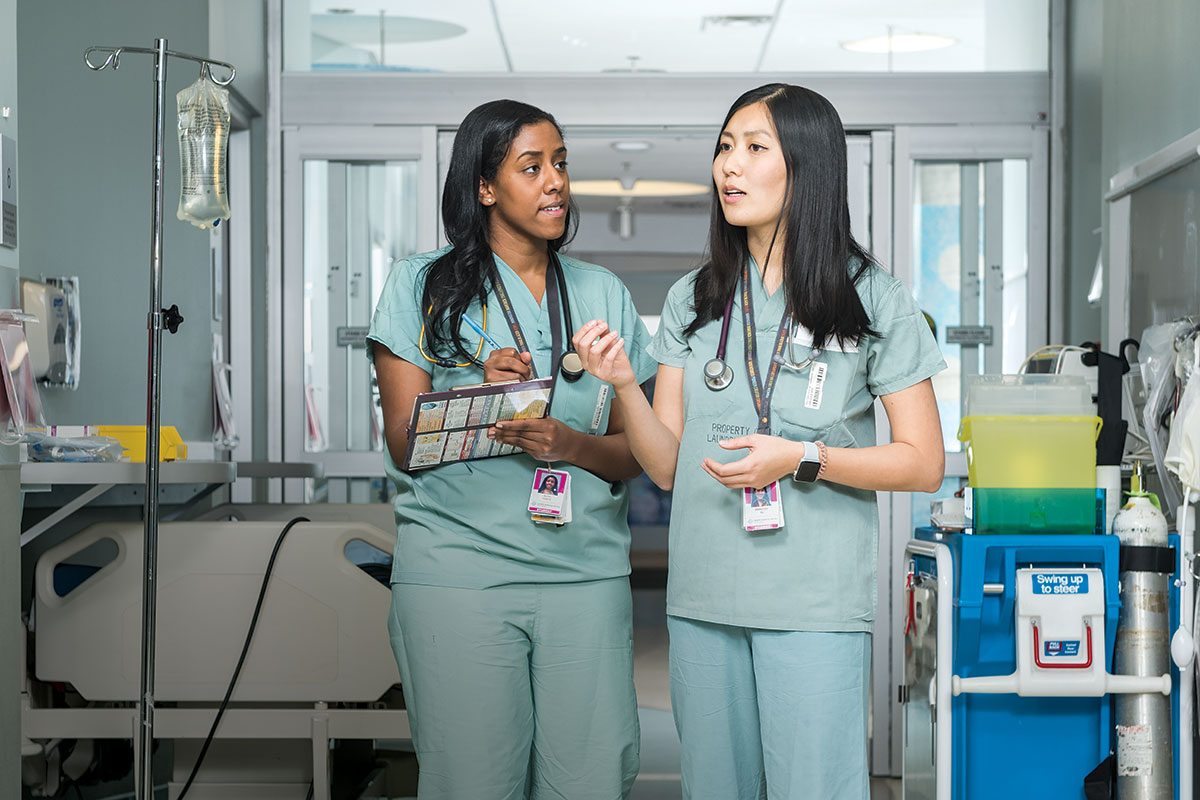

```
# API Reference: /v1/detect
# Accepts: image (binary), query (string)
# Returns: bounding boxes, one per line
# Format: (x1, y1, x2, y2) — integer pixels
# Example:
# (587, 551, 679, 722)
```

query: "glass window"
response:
(283, 1, 1049, 74)
(910, 159, 1029, 452)
(303, 159, 420, 453)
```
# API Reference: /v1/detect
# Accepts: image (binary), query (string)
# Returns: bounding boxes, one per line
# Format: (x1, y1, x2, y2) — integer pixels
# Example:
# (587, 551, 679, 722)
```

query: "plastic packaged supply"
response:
(26, 433, 123, 463)
(176, 75, 231, 230)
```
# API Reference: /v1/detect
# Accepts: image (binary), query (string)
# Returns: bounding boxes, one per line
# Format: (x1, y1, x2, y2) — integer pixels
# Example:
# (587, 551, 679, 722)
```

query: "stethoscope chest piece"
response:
(559, 351, 585, 383)
(703, 357, 734, 391)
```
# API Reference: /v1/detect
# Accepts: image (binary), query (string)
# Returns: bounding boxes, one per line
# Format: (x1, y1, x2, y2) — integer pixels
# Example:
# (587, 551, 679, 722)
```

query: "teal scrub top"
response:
(648, 260, 946, 632)
(367, 247, 657, 589)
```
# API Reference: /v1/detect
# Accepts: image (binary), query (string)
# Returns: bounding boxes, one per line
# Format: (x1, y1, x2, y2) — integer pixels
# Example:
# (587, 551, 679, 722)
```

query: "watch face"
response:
(793, 460, 821, 483)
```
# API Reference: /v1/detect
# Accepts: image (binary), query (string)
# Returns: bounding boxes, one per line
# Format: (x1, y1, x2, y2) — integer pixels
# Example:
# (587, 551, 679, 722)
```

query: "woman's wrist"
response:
(613, 379, 643, 401)
(560, 424, 587, 464)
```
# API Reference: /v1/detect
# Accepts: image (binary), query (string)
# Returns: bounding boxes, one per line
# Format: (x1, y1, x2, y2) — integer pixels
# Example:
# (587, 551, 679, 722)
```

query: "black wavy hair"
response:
(420, 99, 578, 366)
(686, 83, 877, 348)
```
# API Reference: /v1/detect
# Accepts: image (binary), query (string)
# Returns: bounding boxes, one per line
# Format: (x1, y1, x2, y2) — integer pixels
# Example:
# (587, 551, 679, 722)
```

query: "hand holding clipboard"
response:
(403, 377, 554, 470)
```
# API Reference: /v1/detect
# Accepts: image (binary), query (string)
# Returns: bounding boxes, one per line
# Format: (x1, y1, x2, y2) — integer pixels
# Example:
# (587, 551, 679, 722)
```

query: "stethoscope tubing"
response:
(704, 288, 822, 391)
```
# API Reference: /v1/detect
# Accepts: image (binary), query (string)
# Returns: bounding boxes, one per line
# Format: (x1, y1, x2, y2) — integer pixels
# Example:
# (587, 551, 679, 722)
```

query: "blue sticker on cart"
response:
(1033, 573, 1089, 595)
(1044, 639, 1081, 657)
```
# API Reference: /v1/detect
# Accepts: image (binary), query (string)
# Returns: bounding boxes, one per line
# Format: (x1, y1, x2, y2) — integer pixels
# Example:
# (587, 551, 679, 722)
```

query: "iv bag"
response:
(176, 76, 231, 230)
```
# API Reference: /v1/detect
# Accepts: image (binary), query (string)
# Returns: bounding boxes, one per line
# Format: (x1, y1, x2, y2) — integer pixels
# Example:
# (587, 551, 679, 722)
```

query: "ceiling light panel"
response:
(302, 0, 508, 72)
(571, 179, 710, 198)
(562, 131, 715, 185)
(758, 0, 1046, 72)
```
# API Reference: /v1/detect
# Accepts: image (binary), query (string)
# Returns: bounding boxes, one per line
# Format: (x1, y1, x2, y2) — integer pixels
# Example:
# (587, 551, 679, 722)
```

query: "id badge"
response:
(529, 467, 572, 526)
(742, 481, 785, 532)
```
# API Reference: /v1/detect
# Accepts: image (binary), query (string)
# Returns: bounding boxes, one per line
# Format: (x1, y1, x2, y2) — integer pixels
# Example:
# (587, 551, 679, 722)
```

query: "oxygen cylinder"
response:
(1113, 490, 1174, 799)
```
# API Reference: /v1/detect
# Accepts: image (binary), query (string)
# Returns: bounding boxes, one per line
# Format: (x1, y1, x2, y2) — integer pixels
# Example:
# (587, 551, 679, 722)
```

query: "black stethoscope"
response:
(702, 285, 823, 392)
(551, 254, 585, 383)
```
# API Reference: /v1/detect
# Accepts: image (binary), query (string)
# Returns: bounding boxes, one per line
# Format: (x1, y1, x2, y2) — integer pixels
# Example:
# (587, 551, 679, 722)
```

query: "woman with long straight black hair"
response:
(574, 84, 946, 798)
(368, 99, 654, 799)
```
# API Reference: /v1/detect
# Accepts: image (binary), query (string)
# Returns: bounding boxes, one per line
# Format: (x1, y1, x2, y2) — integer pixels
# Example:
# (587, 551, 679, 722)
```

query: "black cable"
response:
(306, 782, 315, 800)
(176, 517, 310, 800)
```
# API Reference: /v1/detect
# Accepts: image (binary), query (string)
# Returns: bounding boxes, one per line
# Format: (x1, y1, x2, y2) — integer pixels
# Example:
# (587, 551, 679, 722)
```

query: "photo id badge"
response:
(742, 481, 785, 532)
(529, 467, 572, 525)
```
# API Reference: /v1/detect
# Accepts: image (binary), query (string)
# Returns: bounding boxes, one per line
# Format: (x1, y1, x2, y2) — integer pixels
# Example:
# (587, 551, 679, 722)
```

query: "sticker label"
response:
(804, 362, 828, 410)
(590, 384, 611, 435)
(1116, 724, 1154, 776)
(1043, 640, 1081, 657)
(1033, 573, 1089, 595)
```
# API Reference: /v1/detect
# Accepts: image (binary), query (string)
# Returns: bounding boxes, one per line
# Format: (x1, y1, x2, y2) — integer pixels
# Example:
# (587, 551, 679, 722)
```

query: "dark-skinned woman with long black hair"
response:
(368, 100, 654, 799)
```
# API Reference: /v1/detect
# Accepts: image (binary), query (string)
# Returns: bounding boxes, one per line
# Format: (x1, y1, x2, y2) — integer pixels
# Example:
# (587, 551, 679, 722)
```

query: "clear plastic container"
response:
(965, 374, 1093, 417)
(958, 415, 1102, 489)
(969, 487, 1100, 535)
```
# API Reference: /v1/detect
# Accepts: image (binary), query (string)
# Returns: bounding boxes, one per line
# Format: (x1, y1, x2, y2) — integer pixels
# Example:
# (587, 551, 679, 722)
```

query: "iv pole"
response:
(83, 39, 235, 800)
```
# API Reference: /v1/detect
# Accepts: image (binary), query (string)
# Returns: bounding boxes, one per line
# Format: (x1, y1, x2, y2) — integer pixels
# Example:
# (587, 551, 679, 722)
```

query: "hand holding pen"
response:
(464, 315, 533, 383)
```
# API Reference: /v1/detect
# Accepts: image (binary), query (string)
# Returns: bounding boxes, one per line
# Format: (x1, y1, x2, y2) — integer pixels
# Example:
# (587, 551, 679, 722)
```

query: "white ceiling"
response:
(291, 0, 1049, 73)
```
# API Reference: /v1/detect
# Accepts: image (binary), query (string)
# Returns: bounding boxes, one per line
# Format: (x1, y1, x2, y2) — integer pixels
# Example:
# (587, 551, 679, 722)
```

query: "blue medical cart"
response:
(902, 529, 1183, 800)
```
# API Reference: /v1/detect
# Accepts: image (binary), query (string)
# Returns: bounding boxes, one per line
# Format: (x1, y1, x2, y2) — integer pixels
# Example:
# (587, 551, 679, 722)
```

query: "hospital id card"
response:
(529, 467, 572, 525)
(742, 481, 784, 532)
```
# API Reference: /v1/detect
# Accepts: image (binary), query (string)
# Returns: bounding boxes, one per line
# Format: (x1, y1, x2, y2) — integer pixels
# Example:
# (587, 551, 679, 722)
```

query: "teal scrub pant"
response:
(667, 615, 871, 800)
(389, 579, 640, 799)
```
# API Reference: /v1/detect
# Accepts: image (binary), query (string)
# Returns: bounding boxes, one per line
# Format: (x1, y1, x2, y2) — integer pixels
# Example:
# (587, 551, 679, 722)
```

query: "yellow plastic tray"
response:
(958, 415, 1101, 489)
(96, 425, 188, 462)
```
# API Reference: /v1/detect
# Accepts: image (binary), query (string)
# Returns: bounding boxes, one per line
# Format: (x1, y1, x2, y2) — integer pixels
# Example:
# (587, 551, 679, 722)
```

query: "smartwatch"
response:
(791, 441, 821, 483)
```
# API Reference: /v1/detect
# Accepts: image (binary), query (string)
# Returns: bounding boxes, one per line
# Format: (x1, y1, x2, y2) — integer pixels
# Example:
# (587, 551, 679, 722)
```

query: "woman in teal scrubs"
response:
(368, 100, 654, 799)
(575, 84, 947, 799)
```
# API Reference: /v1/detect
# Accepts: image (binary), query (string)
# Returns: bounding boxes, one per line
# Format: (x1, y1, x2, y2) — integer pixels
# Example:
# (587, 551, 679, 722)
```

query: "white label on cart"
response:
(1034, 573, 1089, 595)
(1116, 724, 1154, 776)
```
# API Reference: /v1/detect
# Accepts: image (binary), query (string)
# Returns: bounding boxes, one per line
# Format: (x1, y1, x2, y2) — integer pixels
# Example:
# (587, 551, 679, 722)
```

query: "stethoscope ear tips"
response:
(559, 351, 585, 383)
(703, 357, 733, 391)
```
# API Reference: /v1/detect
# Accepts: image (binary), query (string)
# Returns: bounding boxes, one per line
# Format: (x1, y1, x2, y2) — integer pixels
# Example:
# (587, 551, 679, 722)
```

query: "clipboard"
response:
(403, 376, 554, 470)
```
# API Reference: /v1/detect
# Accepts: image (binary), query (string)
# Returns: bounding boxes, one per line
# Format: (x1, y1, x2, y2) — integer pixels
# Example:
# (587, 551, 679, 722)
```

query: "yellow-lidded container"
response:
(95, 425, 188, 462)
(958, 415, 1101, 489)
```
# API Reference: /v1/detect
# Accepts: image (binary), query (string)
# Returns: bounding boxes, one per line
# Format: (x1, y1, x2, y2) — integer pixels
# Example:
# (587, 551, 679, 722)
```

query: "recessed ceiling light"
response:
(841, 32, 957, 54)
(611, 141, 653, 153)
(572, 180, 709, 198)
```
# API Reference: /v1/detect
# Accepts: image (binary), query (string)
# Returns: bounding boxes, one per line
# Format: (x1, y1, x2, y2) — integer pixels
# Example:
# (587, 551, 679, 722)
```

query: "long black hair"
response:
(685, 83, 877, 348)
(420, 99, 578, 366)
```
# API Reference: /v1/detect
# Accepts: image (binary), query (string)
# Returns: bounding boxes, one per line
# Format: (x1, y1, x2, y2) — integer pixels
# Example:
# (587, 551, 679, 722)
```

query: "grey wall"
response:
(1065, 0, 1200, 343)
(0, 0, 18, 794)
(17, 0, 214, 439)
(209, 0, 268, 115)
(0, 0, 18, 359)
(1064, 1, 1102, 344)
(1100, 0, 1200, 183)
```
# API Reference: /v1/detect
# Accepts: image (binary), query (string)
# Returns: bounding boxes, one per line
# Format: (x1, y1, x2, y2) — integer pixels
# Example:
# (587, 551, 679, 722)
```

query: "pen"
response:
(463, 315, 505, 351)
